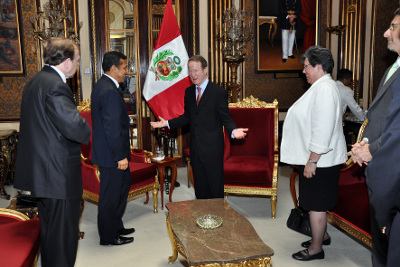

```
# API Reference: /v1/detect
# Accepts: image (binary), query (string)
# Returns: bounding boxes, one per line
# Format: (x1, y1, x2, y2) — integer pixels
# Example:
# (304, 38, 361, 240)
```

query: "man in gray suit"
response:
(350, 7, 400, 267)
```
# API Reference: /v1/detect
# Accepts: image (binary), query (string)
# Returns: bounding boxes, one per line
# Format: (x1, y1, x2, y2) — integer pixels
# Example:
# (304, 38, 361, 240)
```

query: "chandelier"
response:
(216, 0, 254, 60)
(30, 0, 82, 42)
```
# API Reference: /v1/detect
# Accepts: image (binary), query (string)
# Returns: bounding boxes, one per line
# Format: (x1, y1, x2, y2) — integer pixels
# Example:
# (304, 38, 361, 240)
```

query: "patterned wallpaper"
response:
(0, 0, 38, 120)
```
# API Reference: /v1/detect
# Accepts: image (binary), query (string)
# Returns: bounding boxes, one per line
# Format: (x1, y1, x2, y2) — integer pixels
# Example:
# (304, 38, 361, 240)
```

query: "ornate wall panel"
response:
(0, 0, 38, 120)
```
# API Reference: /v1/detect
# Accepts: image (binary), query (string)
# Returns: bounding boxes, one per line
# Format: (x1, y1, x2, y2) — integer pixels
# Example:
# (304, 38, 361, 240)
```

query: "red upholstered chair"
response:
(223, 97, 279, 218)
(78, 101, 159, 213)
(327, 119, 371, 247)
(289, 119, 371, 247)
(0, 208, 40, 267)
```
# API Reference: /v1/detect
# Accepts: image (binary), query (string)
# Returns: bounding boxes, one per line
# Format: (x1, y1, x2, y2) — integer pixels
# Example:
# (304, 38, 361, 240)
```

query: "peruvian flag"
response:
(143, 0, 192, 120)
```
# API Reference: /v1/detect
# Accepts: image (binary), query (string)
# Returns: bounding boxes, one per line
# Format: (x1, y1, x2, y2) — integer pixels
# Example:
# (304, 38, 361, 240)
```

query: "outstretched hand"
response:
(233, 128, 248, 139)
(150, 117, 167, 128)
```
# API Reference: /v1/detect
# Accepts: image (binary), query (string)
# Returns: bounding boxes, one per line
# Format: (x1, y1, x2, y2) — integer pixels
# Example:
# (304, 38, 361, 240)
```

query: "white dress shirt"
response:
(336, 81, 365, 121)
(280, 74, 347, 167)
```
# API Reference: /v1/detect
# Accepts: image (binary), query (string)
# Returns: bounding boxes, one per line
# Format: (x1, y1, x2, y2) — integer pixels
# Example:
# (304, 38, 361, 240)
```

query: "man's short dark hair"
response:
(43, 37, 77, 66)
(337, 68, 353, 81)
(102, 51, 127, 72)
(188, 55, 208, 69)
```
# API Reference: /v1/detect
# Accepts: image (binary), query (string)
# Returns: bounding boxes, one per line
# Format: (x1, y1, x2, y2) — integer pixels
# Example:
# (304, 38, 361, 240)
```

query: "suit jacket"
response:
(169, 81, 237, 173)
(364, 64, 400, 155)
(91, 75, 131, 168)
(366, 75, 400, 237)
(278, 0, 301, 30)
(14, 66, 91, 199)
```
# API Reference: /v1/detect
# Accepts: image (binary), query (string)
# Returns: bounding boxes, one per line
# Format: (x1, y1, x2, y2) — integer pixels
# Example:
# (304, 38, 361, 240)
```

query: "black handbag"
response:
(286, 205, 312, 237)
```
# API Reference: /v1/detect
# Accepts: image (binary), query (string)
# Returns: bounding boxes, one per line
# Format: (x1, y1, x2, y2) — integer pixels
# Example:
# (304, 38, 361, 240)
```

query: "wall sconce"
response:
(215, 0, 254, 102)
(30, 0, 82, 42)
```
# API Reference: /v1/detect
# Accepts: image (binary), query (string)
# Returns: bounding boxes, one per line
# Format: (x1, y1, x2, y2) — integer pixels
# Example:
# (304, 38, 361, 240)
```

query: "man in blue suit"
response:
(350, 8, 400, 266)
(91, 51, 134, 246)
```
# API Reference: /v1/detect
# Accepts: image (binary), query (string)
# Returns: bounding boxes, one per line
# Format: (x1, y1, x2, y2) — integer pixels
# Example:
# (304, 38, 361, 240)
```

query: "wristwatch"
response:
(308, 159, 318, 164)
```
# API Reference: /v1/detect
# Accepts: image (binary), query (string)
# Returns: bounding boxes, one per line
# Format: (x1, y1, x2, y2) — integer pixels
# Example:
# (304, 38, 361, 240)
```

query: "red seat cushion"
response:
(224, 156, 272, 187)
(129, 162, 157, 189)
(0, 218, 40, 267)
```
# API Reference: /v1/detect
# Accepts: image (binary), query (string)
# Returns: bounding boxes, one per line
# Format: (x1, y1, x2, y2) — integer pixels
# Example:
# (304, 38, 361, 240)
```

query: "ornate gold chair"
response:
(0, 208, 40, 267)
(223, 96, 279, 218)
(78, 101, 159, 213)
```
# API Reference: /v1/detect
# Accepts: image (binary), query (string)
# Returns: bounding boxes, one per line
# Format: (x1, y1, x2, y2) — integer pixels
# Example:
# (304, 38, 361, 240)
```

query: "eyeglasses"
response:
(389, 23, 400, 31)
(303, 64, 311, 69)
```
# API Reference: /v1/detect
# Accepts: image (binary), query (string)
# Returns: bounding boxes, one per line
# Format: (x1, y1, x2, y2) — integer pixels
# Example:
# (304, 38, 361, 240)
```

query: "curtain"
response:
(300, 0, 316, 51)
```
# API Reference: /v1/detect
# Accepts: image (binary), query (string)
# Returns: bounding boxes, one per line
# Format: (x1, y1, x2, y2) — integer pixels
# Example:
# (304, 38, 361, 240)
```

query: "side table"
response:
(0, 130, 18, 200)
(150, 156, 177, 209)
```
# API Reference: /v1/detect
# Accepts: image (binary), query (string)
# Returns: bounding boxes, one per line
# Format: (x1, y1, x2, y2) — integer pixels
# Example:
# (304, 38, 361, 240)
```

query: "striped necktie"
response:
(385, 61, 399, 84)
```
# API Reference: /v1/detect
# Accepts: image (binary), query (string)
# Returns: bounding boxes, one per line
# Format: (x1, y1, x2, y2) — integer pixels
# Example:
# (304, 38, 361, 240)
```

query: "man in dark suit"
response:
(91, 51, 134, 246)
(350, 8, 400, 267)
(14, 37, 91, 267)
(151, 55, 248, 199)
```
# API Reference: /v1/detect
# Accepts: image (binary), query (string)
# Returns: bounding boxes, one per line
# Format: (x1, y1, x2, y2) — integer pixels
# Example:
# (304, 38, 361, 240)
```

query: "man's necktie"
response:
(196, 86, 202, 106)
(385, 61, 399, 84)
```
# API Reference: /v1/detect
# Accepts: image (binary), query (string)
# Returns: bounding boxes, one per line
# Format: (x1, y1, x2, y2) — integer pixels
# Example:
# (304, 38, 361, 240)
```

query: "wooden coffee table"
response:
(165, 199, 274, 267)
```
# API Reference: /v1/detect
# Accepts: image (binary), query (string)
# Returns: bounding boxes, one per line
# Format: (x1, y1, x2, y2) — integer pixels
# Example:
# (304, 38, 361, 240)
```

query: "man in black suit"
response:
(91, 51, 134, 246)
(14, 37, 91, 267)
(350, 8, 400, 267)
(151, 55, 248, 199)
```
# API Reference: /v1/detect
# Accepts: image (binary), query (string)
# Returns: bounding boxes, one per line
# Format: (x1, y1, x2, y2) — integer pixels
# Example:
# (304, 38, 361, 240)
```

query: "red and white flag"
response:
(143, 0, 192, 120)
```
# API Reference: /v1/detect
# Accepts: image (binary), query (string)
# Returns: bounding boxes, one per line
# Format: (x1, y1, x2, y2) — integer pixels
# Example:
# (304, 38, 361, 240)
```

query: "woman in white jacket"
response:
(281, 46, 347, 261)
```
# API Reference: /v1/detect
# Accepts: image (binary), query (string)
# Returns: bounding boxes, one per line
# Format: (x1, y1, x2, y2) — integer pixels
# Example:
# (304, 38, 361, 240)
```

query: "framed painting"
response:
(0, 0, 24, 75)
(257, 0, 319, 72)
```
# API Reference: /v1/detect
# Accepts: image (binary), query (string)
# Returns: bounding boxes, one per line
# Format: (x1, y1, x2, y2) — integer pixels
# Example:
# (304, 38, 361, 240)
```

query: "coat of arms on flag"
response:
(143, 0, 192, 121)
(150, 51, 183, 81)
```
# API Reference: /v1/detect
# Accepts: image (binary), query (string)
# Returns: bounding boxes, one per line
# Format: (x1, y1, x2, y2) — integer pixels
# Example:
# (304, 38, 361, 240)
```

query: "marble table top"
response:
(165, 199, 274, 265)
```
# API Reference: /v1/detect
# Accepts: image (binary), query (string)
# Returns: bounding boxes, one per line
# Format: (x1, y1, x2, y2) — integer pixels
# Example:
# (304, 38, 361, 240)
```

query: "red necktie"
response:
(196, 86, 202, 106)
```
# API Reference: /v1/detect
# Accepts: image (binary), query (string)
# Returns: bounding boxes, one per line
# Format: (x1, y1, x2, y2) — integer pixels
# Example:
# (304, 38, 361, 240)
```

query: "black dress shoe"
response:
(292, 249, 324, 261)
(301, 237, 331, 248)
(174, 181, 180, 187)
(100, 236, 134, 246)
(118, 228, 135, 235)
(288, 55, 296, 59)
(282, 58, 287, 63)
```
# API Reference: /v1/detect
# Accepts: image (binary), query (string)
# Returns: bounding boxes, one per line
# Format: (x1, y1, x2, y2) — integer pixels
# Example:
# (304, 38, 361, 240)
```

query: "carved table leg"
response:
(166, 213, 178, 264)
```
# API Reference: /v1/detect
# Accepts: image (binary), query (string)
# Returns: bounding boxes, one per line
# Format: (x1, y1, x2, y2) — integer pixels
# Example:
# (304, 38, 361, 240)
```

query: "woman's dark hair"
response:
(188, 55, 208, 69)
(301, 46, 334, 74)
(43, 37, 77, 66)
(102, 51, 127, 72)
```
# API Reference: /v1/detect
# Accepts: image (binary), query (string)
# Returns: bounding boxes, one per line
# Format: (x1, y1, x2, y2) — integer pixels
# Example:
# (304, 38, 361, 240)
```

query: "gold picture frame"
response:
(0, 0, 24, 75)
(256, 0, 319, 72)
